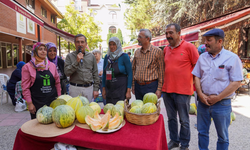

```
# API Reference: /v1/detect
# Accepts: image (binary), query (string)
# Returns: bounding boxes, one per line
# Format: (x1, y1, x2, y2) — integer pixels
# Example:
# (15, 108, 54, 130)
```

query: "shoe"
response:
(180, 147, 189, 150)
(168, 140, 179, 149)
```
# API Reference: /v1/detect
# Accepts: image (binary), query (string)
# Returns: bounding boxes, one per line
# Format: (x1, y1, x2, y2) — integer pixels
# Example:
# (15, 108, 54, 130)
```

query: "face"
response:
(47, 47, 57, 60)
(37, 46, 47, 59)
(204, 36, 222, 54)
(109, 41, 117, 52)
(137, 31, 149, 46)
(93, 52, 101, 61)
(165, 25, 181, 47)
(75, 36, 87, 53)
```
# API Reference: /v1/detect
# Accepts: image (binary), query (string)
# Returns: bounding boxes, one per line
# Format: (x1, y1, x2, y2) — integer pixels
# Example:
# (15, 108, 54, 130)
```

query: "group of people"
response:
(8, 22, 243, 150)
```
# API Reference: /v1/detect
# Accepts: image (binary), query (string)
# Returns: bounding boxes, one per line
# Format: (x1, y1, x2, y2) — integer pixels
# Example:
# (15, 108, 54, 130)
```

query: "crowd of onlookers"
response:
(6, 23, 246, 150)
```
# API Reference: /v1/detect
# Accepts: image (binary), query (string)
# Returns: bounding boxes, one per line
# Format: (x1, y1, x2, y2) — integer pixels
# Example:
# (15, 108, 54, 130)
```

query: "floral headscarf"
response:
(107, 37, 123, 61)
(198, 44, 206, 55)
(30, 42, 49, 71)
(45, 42, 58, 65)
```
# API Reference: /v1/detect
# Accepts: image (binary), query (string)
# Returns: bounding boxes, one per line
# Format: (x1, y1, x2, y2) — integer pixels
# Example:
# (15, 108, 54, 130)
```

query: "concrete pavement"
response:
(0, 91, 250, 150)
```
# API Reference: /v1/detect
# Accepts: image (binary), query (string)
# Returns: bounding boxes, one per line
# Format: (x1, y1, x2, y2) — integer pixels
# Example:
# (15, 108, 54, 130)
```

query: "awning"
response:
(43, 22, 75, 42)
(0, 0, 44, 26)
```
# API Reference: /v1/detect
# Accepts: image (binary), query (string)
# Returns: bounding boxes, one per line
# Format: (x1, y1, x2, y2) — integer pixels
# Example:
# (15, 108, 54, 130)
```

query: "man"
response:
(192, 28, 242, 150)
(65, 34, 99, 102)
(162, 23, 199, 150)
(132, 29, 164, 100)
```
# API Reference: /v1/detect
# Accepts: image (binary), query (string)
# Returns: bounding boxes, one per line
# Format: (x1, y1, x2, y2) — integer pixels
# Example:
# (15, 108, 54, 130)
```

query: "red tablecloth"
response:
(13, 115, 168, 150)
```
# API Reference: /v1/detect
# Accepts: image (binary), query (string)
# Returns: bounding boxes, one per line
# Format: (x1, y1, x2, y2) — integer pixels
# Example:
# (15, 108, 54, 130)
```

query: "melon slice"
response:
(93, 110, 102, 121)
(89, 122, 102, 131)
(85, 115, 101, 125)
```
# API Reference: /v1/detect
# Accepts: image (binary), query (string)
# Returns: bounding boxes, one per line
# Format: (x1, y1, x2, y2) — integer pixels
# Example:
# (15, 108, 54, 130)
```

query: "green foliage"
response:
(57, 5, 102, 51)
(106, 28, 124, 45)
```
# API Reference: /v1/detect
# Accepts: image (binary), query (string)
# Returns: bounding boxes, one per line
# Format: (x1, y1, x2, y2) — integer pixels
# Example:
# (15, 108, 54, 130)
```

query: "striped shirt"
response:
(132, 44, 164, 90)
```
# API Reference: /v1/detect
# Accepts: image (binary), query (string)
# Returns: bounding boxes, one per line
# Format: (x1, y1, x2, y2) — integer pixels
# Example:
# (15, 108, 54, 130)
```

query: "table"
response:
(13, 115, 168, 150)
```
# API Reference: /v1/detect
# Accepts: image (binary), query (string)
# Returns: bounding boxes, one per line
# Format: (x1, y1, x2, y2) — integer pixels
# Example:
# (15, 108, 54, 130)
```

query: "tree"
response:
(57, 4, 102, 51)
(106, 28, 124, 45)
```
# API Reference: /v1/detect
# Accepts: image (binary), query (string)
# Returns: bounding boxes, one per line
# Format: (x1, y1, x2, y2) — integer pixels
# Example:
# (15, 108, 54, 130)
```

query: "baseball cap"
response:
(203, 28, 225, 38)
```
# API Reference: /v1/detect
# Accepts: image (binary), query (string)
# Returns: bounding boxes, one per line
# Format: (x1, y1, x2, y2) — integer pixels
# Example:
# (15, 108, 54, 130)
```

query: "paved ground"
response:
(0, 90, 250, 150)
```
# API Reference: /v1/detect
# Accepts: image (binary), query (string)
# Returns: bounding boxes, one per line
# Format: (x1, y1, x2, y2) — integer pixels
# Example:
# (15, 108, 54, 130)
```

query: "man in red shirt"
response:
(162, 23, 199, 150)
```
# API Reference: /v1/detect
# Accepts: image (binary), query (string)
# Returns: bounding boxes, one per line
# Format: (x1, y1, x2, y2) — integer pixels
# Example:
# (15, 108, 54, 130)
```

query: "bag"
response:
(15, 99, 27, 112)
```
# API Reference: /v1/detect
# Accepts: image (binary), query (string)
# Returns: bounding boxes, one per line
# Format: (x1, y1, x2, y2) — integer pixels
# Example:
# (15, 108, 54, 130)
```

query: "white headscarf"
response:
(107, 37, 123, 61)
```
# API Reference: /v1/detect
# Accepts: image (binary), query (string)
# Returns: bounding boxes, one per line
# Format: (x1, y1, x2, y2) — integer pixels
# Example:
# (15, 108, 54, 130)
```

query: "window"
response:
(41, 7, 47, 18)
(109, 11, 117, 20)
(26, 0, 35, 9)
(51, 15, 56, 24)
(109, 26, 116, 34)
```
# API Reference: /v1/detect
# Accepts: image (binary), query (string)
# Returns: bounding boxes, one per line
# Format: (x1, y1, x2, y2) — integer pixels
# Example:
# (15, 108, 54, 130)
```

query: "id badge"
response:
(106, 70, 112, 80)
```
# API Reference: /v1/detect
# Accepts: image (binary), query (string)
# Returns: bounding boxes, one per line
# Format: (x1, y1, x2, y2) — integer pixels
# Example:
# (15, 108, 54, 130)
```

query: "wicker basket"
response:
(124, 99, 161, 125)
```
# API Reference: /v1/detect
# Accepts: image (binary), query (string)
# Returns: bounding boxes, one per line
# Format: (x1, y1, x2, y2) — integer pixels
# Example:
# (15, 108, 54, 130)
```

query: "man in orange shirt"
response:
(162, 24, 199, 150)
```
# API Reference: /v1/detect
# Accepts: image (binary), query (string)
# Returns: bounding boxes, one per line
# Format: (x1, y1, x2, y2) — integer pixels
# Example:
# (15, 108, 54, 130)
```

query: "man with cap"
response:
(192, 28, 242, 150)
(163, 23, 199, 150)
(64, 34, 99, 102)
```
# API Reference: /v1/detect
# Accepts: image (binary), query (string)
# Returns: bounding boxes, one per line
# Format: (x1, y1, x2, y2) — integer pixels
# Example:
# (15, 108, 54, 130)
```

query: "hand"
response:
(99, 70, 103, 76)
(102, 87, 106, 99)
(155, 90, 161, 99)
(198, 93, 210, 106)
(132, 86, 135, 95)
(93, 91, 99, 99)
(207, 95, 221, 106)
(28, 102, 36, 114)
(77, 53, 84, 63)
(126, 88, 131, 100)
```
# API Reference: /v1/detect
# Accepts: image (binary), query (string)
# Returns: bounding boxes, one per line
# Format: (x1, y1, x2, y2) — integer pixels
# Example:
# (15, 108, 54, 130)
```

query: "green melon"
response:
(79, 96, 89, 106)
(131, 100, 144, 108)
(76, 105, 94, 124)
(141, 103, 157, 114)
(129, 106, 141, 114)
(111, 105, 124, 117)
(143, 93, 158, 104)
(50, 98, 67, 109)
(103, 103, 114, 114)
(52, 105, 75, 128)
(189, 105, 196, 114)
(66, 96, 83, 112)
(116, 100, 124, 108)
(36, 105, 54, 124)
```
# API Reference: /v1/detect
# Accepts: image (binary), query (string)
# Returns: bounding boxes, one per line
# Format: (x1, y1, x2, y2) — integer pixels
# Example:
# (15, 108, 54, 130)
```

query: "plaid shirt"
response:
(132, 44, 164, 91)
(15, 81, 23, 101)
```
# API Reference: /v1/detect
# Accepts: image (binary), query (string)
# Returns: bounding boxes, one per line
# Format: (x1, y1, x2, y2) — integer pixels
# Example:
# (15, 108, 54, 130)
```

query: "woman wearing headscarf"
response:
(22, 42, 61, 119)
(102, 37, 132, 104)
(46, 42, 67, 94)
(7, 61, 25, 106)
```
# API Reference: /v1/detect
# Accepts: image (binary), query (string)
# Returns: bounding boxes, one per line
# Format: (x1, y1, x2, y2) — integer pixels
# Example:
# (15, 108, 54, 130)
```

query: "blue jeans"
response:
(135, 80, 158, 100)
(163, 92, 191, 148)
(197, 98, 231, 150)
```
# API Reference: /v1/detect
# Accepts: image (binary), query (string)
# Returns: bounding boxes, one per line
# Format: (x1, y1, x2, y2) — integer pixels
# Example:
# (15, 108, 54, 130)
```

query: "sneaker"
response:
(168, 140, 179, 149)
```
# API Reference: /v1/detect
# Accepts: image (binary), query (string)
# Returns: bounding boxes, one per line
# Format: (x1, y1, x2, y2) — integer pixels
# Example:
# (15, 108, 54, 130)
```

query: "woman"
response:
(7, 61, 25, 106)
(22, 42, 61, 119)
(46, 42, 67, 94)
(102, 37, 132, 104)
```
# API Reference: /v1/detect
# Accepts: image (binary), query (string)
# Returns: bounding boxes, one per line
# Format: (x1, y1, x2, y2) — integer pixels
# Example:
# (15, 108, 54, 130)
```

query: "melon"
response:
(111, 105, 124, 117)
(57, 94, 72, 102)
(190, 103, 197, 110)
(103, 103, 114, 114)
(90, 104, 101, 114)
(50, 98, 67, 109)
(52, 105, 75, 128)
(79, 96, 89, 106)
(141, 103, 157, 114)
(143, 93, 158, 104)
(189, 105, 196, 114)
(129, 106, 141, 114)
(231, 112, 236, 121)
(66, 97, 83, 112)
(36, 105, 53, 124)
(76, 105, 94, 124)
(116, 100, 124, 108)
(131, 100, 143, 108)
